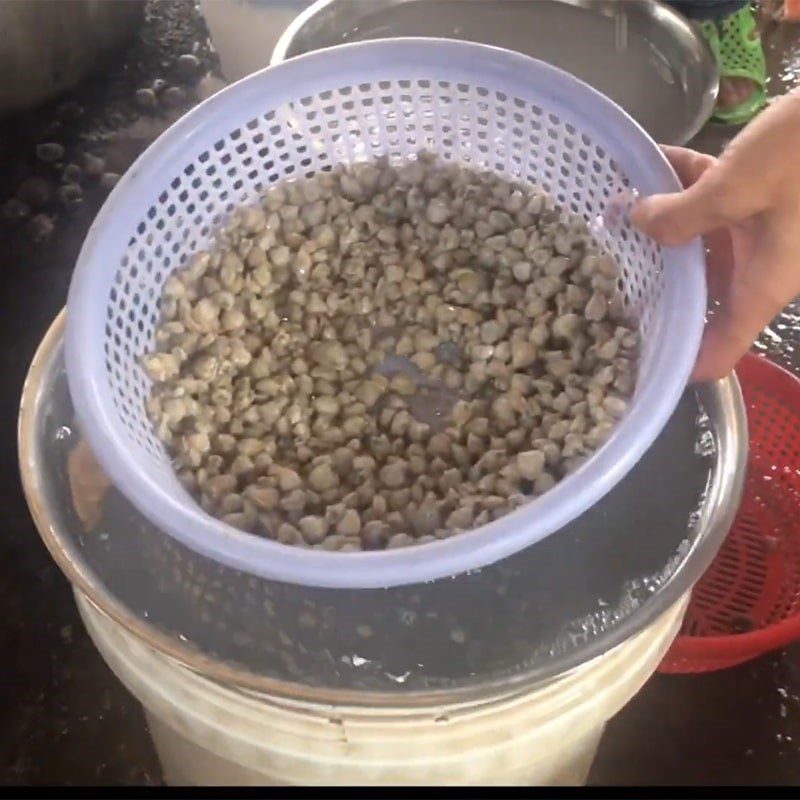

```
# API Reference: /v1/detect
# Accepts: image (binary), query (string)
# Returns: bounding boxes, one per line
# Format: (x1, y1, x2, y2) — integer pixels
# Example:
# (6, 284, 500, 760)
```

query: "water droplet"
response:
(589, 213, 606, 239)
(54, 425, 72, 441)
(695, 430, 716, 457)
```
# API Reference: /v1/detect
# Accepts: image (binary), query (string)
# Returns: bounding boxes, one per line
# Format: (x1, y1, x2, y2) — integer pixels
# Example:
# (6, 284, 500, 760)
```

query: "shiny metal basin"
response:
(272, 0, 718, 145)
(19, 311, 745, 704)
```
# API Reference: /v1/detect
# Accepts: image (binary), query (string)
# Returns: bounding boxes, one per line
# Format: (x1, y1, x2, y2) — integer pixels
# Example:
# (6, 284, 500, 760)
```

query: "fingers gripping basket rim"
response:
(65, 39, 706, 589)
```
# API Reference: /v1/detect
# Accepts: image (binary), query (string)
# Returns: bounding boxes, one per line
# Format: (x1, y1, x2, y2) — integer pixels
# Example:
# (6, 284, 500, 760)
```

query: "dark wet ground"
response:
(2, 0, 800, 787)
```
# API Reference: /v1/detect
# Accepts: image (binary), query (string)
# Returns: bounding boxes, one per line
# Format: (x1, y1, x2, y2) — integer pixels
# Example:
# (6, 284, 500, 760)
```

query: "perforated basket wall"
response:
(66, 39, 706, 589)
(660, 354, 800, 674)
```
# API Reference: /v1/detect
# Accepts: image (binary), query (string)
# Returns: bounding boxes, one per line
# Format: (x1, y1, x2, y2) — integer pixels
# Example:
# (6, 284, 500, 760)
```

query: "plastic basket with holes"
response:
(65, 39, 706, 589)
(660, 354, 800, 673)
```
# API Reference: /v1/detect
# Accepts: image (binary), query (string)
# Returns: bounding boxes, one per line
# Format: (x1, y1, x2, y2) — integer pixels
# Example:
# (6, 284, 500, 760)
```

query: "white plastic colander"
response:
(65, 39, 706, 589)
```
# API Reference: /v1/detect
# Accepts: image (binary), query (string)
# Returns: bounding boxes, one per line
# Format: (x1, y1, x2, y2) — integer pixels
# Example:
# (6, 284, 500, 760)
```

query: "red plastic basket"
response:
(660, 353, 800, 673)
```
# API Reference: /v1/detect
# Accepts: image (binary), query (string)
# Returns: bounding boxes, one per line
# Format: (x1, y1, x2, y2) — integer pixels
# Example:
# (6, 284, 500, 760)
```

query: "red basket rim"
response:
(667, 614, 800, 657)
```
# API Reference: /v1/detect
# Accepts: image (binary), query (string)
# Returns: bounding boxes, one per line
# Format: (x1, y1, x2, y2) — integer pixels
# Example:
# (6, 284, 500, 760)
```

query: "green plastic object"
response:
(700, 5, 768, 125)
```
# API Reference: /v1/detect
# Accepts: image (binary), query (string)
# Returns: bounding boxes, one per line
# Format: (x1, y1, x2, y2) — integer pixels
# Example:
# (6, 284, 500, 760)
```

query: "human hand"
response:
(630, 92, 800, 382)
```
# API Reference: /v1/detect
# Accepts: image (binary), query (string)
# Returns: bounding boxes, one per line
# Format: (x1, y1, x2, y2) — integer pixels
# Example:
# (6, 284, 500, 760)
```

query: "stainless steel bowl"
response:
(271, 0, 718, 145)
(19, 311, 746, 705)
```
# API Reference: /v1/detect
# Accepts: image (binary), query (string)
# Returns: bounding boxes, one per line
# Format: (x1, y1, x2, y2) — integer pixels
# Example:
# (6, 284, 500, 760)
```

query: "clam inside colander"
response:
(141, 152, 639, 553)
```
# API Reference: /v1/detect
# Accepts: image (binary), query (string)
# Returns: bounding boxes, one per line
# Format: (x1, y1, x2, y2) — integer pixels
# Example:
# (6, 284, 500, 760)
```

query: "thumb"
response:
(631, 164, 761, 247)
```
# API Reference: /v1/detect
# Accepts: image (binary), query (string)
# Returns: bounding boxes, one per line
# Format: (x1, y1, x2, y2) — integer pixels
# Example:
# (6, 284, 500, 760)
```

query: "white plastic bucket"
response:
(76, 589, 688, 786)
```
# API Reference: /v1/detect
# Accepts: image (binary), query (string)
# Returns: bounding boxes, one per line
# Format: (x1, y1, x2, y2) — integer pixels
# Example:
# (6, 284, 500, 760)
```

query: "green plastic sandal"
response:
(700, 5, 768, 125)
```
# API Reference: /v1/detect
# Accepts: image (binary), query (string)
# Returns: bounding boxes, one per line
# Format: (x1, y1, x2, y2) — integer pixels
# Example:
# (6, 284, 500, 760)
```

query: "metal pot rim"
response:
(269, 0, 719, 146)
(19, 311, 747, 706)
